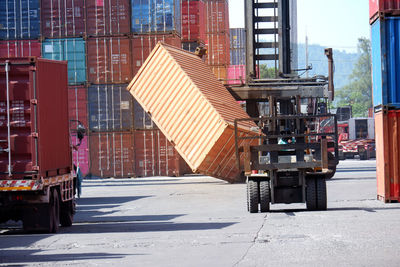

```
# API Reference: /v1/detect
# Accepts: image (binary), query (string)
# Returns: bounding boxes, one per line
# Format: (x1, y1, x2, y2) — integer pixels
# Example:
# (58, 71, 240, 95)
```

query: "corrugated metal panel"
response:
(0, 58, 71, 179)
(206, 32, 230, 65)
(131, 33, 182, 75)
(230, 28, 245, 49)
(41, 0, 85, 38)
(133, 99, 157, 129)
(210, 65, 227, 82)
(371, 17, 400, 108)
(131, 0, 181, 34)
(227, 65, 245, 85)
(127, 43, 258, 182)
(89, 131, 135, 178)
(0, 0, 40, 39)
(375, 110, 400, 202)
(181, 41, 202, 53)
(68, 85, 88, 128)
(42, 38, 87, 85)
(88, 84, 133, 131)
(87, 37, 132, 84)
(370, 0, 400, 22)
(205, 0, 229, 33)
(0, 40, 41, 57)
(181, 0, 206, 42)
(71, 135, 89, 176)
(86, 0, 130, 36)
(134, 129, 191, 177)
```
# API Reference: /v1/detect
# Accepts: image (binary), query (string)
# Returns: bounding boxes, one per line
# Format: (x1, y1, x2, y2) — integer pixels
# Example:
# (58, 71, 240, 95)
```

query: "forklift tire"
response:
(326, 152, 337, 179)
(316, 178, 327, 210)
(306, 178, 317, 211)
(247, 179, 259, 213)
(259, 181, 270, 212)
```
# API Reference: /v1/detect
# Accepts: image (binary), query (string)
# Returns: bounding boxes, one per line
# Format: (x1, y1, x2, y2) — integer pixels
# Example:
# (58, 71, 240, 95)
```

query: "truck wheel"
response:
(247, 179, 259, 213)
(60, 200, 74, 227)
(306, 178, 317, 211)
(316, 178, 327, 210)
(50, 189, 60, 233)
(259, 180, 270, 212)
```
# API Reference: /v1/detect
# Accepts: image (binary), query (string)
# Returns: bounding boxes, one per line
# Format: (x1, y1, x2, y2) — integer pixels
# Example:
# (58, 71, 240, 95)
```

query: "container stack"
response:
(181, 0, 206, 51)
(204, 0, 230, 81)
(227, 28, 246, 85)
(370, 0, 400, 202)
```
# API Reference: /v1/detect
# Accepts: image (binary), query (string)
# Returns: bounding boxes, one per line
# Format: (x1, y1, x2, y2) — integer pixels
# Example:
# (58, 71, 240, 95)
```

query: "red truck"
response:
(0, 57, 82, 233)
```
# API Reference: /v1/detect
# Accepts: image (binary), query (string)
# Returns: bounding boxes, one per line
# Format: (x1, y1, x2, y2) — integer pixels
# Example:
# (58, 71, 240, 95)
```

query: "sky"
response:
(228, 0, 370, 53)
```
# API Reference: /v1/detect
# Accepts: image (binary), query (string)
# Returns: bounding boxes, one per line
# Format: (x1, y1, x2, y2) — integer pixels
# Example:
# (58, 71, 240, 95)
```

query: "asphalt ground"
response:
(1, 159, 400, 266)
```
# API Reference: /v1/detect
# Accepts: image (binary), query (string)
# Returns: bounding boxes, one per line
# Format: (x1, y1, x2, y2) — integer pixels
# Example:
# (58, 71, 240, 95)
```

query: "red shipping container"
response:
(0, 58, 71, 179)
(89, 131, 135, 178)
(131, 33, 182, 75)
(134, 130, 192, 177)
(375, 109, 400, 202)
(205, 0, 229, 33)
(227, 65, 246, 85)
(370, 0, 400, 22)
(205, 32, 230, 65)
(71, 135, 89, 176)
(0, 40, 41, 57)
(87, 37, 132, 84)
(68, 85, 88, 128)
(41, 0, 85, 37)
(86, 0, 130, 36)
(181, 0, 206, 42)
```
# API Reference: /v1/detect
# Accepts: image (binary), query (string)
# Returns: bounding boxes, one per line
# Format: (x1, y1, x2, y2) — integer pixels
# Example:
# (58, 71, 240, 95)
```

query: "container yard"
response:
(1, 0, 400, 266)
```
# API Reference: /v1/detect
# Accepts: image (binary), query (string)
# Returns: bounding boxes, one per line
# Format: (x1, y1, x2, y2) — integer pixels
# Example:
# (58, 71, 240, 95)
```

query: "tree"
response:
(259, 64, 277, 79)
(335, 38, 372, 117)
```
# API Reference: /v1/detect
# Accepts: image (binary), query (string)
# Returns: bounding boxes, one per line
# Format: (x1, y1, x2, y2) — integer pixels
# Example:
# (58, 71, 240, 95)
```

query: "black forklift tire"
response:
(326, 152, 337, 179)
(247, 179, 259, 213)
(306, 178, 317, 211)
(316, 178, 327, 210)
(60, 200, 74, 227)
(259, 180, 270, 212)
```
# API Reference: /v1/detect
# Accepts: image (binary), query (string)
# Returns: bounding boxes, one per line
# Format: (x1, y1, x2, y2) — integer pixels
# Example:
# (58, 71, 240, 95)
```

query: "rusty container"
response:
(181, 0, 206, 42)
(0, 57, 71, 179)
(68, 85, 88, 128)
(0, 40, 41, 58)
(41, 0, 85, 38)
(205, 32, 230, 66)
(131, 33, 182, 75)
(86, 0, 131, 36)
(87, 37, 132, 84)
(210, 65, 228, 82)
(375, 109, 400, 202)
(127, 43, 258, 182)
(370, 0, 400, 24)
(134, 129, 191, 177)
(89, 131, 135, 178)
(205, 0, 229, 33)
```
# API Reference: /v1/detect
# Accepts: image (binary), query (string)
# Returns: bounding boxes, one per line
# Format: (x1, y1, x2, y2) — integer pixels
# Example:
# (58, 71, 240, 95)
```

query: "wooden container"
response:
(127, 43, 257, 182)
(375, 109, 400, 202)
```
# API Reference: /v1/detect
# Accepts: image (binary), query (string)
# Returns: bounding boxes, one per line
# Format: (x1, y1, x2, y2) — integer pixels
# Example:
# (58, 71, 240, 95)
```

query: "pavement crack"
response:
(233, 214, 268, 266)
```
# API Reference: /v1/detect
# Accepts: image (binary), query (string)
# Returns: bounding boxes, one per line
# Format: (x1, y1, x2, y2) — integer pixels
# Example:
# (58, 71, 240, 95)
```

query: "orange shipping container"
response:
(127, 43, 258, 182)
(375, 109, 400, 202)
(210, 65, 227, 82)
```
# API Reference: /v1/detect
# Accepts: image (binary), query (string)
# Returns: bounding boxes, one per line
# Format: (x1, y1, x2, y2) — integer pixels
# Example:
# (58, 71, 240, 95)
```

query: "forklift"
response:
(227, 0, 338, 212)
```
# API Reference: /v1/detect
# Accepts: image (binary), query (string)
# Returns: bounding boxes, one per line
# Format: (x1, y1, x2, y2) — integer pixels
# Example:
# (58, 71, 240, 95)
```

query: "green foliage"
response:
(335, 38, 372, 117)
(259, 64, 276, 79)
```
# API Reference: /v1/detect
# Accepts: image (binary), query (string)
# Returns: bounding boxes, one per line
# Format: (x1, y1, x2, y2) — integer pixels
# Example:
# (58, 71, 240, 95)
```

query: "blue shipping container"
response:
(88, 84, 134, 131)
(131, 0, 181, 34)
(371, 17, 400, 108)
(133, 99, 156, 129)
(0, 0, 40, 39)
(230, 48, 246, 65)
(230, 28, 245, 49)
(42, 38, 86, 85)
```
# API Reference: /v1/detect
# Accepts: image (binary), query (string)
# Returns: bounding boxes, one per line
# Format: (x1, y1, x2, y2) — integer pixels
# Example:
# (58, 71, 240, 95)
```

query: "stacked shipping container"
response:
(228, 28, 246, 85)
(370, 0, 400, 202)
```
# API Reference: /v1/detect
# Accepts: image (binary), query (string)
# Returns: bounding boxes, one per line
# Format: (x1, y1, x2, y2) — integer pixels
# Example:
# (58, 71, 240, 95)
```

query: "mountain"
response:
(296, 43, 360, 90)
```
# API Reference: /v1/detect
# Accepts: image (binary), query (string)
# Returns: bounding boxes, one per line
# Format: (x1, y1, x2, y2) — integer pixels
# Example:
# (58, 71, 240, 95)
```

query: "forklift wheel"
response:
(316, 178, 327, 210)
(247, 179, 259, 213)
(306, 178, 317, 211)
(259, 181, 270, 212)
